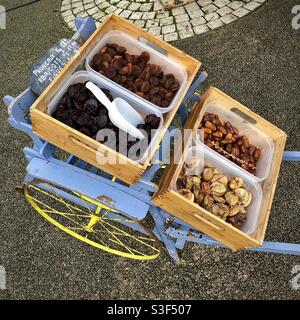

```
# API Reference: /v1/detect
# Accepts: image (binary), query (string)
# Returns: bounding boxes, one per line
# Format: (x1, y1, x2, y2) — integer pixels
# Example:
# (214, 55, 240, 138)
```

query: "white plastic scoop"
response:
(86, 81, 145, 140)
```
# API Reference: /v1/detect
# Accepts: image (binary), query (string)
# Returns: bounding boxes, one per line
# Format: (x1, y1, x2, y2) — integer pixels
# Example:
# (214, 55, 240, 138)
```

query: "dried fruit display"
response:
(177, 164, 252, 228)
(52, 82, 161, 159)
(199, 112, 261, 175)
(90, 43, 180, 108)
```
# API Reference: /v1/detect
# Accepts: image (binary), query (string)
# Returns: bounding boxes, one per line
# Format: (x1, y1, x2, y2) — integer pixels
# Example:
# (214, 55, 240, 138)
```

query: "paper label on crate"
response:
(28, 38, 80, 96)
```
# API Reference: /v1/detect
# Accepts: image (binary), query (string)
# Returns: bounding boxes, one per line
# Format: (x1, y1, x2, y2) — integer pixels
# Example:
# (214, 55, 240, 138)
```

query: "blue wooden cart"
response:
(3, 17, 300, 262)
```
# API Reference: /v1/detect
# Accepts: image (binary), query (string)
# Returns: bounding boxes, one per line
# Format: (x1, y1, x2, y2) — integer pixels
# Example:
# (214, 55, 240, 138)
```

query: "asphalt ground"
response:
(0, 0, 299, 299)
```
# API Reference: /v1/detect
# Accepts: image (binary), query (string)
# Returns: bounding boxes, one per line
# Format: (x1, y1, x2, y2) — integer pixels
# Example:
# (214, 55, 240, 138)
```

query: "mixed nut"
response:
(199, 112, 261, 175)
(90, 43, 180, 108)
(177, 165, 252, 228)
(52, 82, 161, 158)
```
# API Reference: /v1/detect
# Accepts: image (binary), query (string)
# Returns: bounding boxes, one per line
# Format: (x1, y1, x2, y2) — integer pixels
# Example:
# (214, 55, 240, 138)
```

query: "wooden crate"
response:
(153, 87, 287, 251)
(30, 14, 201, 185)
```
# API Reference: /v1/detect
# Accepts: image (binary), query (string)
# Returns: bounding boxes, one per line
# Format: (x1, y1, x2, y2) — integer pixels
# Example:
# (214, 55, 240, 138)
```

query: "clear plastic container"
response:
(173, 146, 263, 236)
(85, 30, 188, 114)
(48, 71, 164, 164)
(194, 101, 274, 182)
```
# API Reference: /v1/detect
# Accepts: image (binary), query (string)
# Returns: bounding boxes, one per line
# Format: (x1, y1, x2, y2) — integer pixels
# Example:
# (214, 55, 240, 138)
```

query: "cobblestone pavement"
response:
(61, 0, 267, 41)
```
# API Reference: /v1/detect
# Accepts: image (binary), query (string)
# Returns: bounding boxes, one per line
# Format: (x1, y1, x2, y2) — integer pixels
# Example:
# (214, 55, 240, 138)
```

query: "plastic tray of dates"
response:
(48, 71, 163, 164)
(195, 102, 274, 181)
(86, 30, 187, 113)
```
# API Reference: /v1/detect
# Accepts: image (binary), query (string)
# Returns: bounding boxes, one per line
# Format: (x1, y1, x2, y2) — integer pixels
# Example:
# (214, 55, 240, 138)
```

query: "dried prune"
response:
(140, 51, 150, 63)
(145, 114, 160, 129)
(132, 65, 142, 76)
(149, 86, 159, 95)
(112, 57, 123, 70)
(102, 53, 112, 63)
(116, 46, 126, 55)
(61, 93, 72, 108)
(95, 114, 108, 129)
(119, 66, 129, 75)
(84, 98, 98, 116)
(149, 76, 159, 86)
(140, 81, 150, 93)
(160, 100, 169, 108)
(92, 53, 103, 66)
(107, 47, 116, 57)
(104, 66, 117, 79)
(76, 113, 90, 126)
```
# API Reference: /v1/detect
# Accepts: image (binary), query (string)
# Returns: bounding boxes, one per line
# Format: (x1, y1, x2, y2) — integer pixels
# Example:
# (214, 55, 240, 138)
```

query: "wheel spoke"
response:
(96, 219, 135, 255)
(97, 218, 160, 252)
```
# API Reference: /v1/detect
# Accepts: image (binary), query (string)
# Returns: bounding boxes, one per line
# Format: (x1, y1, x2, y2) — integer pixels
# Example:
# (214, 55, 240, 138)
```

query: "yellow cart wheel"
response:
(24, 181, 161, 260)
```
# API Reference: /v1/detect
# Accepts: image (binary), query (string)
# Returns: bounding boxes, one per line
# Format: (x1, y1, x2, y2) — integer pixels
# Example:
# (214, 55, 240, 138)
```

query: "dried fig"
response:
(211, 203, 229, 220)
(234, 188, 252, 207)
(201, 181, 211, 195)
(229, 177, 244, 189)
(202, 167, 215, 182)
(178, 189, 194, 202)
(228, 205, 246, 217)
(227, 211, 247, 228)
(203, 195, 214, 209)
(210, 181, 227, 196)
(224, 191, 239, 206)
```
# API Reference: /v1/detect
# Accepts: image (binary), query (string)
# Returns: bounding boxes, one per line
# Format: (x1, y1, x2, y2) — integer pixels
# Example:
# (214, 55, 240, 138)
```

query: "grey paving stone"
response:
(73, 7, 84, 15)
(172, 7, 186, 16)
(154, 2, 164, 12)
(197, 0, 212, 6)
(193, 24, 209, 34)
(156, 12, 170, 19)
(130, 12, 143, 19)
(232, 7, 250, 17)
(177, 21, 192, 30)
(202, 3, 218, 14)
(84, 3, 94, 10)
(120, 9, 132, 18)
(205, 12, 219, 21)
(105, 5, 118, 13)
(93, 11, 105, 20)
(148, 26, 161, 35)
(128, 3, 141, 11)
(116, 1, 130, 9)
(213, 0, 230, 8)
(175, 13, 190, 23)
(217, 5, 233, 16)
(61, 9, 73, 17)
(244, 1, 261, 11)
(159, 16, 174, 26)
(164, 32, 179, 41)
(87, 7, 98, 15)
(228, 1, 245, 10)
(179, 28, 194, 39)
(220, 13, 238, 24)
(98, 2, 110, 9)
(139, 3, 153, 12)
(142, 12, 156, 20)
(184, 2, 200, 12)
(162, 24, 176, 34)
(188, 9, 204, 19)
(146, 19, 159, 28)
(61, 5, 71, 12)
(190, 17, 206, 26)
(207, 18, 224, 29)
(134, 19, 146, 28)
